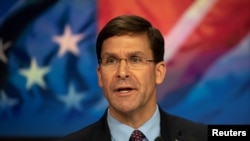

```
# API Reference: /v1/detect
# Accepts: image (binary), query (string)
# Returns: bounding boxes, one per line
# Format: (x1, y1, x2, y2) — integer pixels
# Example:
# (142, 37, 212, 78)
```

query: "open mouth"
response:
(116, 87, 134, 93)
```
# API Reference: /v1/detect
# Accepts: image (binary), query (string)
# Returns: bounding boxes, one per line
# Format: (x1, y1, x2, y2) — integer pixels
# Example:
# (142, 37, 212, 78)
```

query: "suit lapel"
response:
(159, 107, 181, 141)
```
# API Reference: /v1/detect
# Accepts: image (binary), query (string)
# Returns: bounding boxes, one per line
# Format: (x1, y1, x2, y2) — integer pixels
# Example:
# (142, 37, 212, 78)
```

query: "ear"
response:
(155, 61, 166, 84)
(97, 66, 103, 87)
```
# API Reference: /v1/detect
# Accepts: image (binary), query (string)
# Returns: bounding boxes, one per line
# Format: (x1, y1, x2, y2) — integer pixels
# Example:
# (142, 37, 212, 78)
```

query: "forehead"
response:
(101, 34, 152, 57)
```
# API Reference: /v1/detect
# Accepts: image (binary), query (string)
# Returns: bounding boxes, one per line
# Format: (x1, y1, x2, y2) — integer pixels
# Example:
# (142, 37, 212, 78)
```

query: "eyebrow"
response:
(127, 51, 146, 57)
(101, 52, 119, 59)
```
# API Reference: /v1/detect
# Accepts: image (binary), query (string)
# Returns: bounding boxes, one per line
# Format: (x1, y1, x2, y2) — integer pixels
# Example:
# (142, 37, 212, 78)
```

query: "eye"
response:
(105, 57, 117, 65)
(130, 56, 143, 63)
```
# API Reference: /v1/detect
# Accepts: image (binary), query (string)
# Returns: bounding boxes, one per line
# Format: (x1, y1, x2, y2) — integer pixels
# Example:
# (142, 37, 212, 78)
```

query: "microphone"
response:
(154, 136, 164, 141)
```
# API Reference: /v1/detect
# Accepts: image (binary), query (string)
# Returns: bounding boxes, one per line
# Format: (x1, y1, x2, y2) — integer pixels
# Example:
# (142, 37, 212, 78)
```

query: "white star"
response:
(19, 58, 50, 89)
(52, 25, 84, 57)
(57, 85, 85, 112)
(0, 38, 11, 63)
(0, 90, 19, 112)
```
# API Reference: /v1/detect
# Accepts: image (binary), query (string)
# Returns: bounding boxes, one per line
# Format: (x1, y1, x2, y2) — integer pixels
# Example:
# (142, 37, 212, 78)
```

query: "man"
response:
(60, 15, 207, 141)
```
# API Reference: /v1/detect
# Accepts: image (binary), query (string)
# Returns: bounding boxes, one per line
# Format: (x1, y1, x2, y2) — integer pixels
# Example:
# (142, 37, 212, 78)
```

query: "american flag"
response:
(0, 0, 249, 138)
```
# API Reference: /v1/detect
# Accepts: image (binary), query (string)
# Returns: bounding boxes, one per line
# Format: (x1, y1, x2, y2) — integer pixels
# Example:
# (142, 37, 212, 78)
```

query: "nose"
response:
(117, 59, 130, 79)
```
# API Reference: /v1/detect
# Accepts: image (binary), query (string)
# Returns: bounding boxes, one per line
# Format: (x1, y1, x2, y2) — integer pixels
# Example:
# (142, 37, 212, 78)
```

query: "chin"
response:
(114, 104, 139, 114)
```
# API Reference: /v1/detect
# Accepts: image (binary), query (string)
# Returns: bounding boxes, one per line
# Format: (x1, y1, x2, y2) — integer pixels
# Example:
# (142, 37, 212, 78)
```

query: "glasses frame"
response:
(98, 56, 155, 69)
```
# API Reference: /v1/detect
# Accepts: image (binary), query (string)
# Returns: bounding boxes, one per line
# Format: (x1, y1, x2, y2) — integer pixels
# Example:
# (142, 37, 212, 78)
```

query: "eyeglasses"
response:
(99, 56, 155, 69)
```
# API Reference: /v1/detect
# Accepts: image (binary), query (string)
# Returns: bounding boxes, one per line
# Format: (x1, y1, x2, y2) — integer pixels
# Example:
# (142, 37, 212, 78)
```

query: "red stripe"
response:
(97, 0, 194, 34)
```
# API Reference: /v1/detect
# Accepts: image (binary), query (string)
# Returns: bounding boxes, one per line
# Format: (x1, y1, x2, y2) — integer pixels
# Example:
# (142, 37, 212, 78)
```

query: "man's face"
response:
(97, 34, 166, 115)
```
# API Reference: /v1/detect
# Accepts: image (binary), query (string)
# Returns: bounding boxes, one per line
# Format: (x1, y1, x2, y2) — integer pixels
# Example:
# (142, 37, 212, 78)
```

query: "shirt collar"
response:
(107, 105, 161, 141)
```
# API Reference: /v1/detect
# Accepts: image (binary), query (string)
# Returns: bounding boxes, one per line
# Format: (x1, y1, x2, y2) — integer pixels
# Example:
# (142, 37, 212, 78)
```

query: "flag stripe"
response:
(163, 0, 218, 61)
(98, 0, 194, 33)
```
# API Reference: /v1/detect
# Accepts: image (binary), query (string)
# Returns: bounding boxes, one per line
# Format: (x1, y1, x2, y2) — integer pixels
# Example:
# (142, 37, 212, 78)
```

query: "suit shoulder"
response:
(56, 114, 110, 141)
(169, 113, 207, 129)
(161, 111, 208, 141)
(57, 121, 100, 141)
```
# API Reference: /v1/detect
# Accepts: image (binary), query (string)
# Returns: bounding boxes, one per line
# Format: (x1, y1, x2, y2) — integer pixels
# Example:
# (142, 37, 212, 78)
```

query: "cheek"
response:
(137, 70, 156, 88)
(97, 70, 113, 89)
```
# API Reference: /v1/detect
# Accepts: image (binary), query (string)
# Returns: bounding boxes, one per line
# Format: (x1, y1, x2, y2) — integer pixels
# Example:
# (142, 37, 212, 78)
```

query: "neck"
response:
(109, 103, 157, 129)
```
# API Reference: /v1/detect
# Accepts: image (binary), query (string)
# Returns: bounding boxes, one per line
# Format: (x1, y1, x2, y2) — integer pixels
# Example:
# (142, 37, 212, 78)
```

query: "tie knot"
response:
(129, 130, 145, 141)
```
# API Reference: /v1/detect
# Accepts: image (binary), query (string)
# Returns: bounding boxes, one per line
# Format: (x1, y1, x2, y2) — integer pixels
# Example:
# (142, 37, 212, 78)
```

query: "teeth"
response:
(119, 90, 129, 93)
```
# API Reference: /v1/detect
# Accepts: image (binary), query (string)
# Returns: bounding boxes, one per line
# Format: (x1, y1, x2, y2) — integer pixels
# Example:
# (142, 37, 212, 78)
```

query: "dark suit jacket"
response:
(58, 107, 207, 141)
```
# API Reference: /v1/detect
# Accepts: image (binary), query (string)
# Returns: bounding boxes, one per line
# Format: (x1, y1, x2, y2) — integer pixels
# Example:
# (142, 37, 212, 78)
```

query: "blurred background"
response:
(0, 0, 249, 140)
